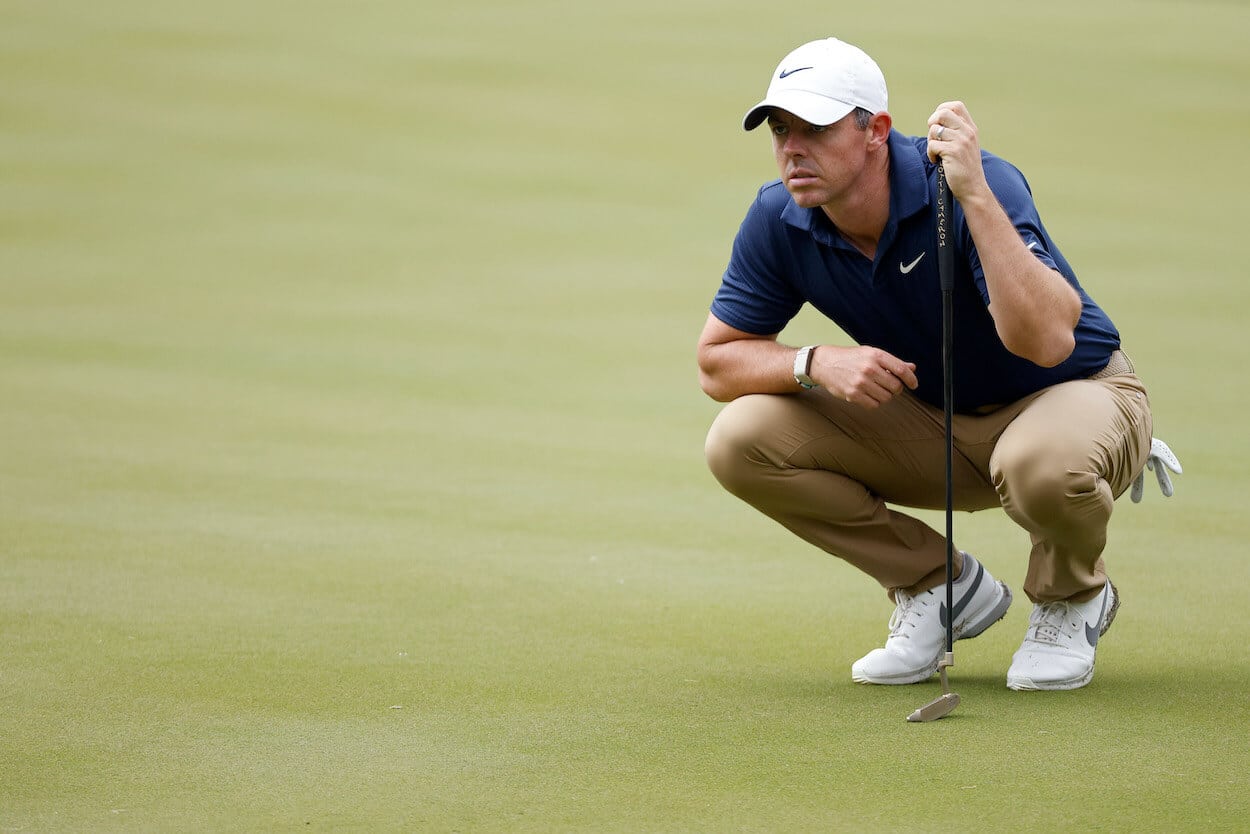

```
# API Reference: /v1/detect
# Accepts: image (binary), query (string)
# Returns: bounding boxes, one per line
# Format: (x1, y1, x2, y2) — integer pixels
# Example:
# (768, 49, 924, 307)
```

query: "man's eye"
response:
(809, 124, 827, 133)
(771, 124, 788, 136)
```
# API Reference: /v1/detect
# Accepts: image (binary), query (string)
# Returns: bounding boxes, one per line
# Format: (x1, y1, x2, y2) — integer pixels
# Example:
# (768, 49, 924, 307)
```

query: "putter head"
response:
(906, 653, 959, 723)
(906, 691, 960, 723)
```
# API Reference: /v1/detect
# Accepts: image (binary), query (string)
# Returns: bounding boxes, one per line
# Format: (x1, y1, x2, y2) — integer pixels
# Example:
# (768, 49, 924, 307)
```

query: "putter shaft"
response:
(908, 163, 960, 724)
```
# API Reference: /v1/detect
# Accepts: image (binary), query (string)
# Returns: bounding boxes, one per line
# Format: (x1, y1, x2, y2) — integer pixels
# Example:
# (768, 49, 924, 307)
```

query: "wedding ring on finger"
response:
(935, 125, 946, 140)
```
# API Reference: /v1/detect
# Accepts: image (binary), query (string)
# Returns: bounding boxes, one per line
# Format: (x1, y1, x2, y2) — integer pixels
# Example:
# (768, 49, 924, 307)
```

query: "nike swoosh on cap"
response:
(778, 66, 814, 78)
(899, 253, 925, 274)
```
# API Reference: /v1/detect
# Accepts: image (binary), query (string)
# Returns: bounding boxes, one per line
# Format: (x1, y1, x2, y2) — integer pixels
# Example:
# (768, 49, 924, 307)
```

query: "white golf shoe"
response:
(851, 553, 1013, 685)
(1006, 580, 1119, 691)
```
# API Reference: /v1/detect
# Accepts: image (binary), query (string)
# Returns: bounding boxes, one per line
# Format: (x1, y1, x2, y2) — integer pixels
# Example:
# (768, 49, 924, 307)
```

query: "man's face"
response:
(767, 109, 871, 209)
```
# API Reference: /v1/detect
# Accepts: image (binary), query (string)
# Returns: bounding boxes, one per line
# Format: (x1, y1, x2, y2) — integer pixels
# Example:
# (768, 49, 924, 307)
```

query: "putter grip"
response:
(936, 162, 955, 292)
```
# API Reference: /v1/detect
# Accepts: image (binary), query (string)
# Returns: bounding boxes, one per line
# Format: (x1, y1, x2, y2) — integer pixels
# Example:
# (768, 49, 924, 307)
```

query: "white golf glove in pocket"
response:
(1130, 437, 1182, 502)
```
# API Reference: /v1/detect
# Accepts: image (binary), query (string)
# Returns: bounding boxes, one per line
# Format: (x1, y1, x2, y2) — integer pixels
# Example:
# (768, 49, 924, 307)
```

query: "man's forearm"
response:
(959, 189, 1080, 367)
(698, 338, 804, 402)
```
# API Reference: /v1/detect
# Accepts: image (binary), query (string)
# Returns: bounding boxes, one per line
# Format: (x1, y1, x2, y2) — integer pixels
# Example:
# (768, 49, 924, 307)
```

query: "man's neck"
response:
(821, 150, 891, 260)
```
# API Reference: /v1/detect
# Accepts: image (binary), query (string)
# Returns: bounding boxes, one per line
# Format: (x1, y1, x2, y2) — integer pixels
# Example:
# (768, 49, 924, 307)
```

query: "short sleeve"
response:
(709, 186, 805, 335)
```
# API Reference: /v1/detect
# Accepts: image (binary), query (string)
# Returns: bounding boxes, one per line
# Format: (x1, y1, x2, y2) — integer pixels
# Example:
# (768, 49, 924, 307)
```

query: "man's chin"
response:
(787, 189, 826, 208)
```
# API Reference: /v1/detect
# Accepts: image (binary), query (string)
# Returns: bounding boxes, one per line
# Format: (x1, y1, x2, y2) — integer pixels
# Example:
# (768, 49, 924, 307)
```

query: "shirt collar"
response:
(887, 128, 931, 221)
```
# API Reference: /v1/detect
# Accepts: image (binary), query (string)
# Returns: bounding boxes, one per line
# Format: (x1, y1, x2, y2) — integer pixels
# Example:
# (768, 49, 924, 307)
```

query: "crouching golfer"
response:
(698, 37, 1155, 690)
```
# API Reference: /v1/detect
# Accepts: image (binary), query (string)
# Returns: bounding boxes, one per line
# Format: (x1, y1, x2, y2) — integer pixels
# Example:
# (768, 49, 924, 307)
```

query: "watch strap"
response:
(793, 345, 818, 389)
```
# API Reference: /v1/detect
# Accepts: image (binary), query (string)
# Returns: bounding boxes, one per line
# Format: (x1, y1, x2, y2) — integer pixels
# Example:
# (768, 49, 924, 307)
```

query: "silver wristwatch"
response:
(793, 345, 818, 389)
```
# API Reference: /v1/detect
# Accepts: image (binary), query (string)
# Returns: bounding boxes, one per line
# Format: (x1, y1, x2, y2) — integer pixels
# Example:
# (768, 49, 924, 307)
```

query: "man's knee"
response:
(705, 394, 789, 495)
(991, 439, 1112, 527)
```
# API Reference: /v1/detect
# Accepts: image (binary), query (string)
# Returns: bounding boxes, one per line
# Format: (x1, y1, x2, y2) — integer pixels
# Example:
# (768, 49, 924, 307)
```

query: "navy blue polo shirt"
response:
(711, 130, 1120, 412)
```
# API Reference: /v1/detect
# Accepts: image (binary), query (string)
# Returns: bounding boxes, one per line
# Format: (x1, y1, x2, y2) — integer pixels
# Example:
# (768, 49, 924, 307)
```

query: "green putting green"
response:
(3, 0, 1248, 829)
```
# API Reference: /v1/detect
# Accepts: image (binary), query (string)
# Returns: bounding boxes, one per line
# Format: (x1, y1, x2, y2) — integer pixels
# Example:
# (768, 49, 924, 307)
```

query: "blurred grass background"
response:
(3, 0, 1248, 830)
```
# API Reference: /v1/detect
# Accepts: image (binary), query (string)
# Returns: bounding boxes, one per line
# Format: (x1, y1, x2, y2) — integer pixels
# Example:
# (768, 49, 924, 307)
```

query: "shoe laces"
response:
(886, 589, 937, 641)
(1027, 600, 1081, 647)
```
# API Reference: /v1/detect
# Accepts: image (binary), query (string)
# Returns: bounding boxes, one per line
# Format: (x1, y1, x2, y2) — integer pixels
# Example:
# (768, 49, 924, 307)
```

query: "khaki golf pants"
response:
(704, 351, 1153, 603)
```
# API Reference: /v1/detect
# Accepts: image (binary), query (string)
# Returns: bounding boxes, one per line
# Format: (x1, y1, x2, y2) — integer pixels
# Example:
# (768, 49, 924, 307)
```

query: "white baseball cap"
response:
(742, 38, 888, 131)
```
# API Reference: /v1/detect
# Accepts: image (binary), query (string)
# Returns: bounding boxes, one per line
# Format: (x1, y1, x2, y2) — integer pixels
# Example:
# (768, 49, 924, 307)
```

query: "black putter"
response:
(907, 160, 960, 723)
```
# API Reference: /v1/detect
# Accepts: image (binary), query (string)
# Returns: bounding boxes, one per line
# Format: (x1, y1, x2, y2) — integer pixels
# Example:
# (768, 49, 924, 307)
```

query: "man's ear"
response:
(867, 111, 892, 150)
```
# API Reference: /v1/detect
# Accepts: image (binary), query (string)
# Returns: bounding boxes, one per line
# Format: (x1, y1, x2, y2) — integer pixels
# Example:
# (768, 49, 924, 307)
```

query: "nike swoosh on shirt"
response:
(779, 66, 813, 78)
(1085, 587, 1110, 647)
(899, 253, 925, 274)
(1027, 241, 1039, 250)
